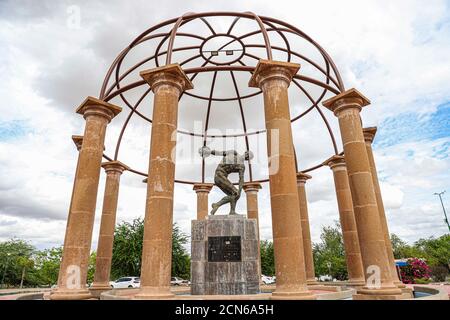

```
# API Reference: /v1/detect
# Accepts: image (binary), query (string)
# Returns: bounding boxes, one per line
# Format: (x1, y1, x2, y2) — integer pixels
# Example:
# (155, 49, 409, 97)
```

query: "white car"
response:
(170, 277, 184, 286)
(109, 277, 140, 288)
(261, 275, 275, 285)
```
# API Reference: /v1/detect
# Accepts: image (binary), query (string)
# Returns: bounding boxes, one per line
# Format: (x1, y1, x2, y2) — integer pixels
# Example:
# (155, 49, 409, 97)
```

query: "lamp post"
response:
(326, 261, 332, 280)
(434, 191, 450, 232)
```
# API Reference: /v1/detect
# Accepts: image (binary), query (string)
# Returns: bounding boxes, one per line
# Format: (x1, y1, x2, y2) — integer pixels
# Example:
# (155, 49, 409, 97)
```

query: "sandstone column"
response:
(243, 182, 263, 279)
(296, 173, 316, 285)
(193, 183, 213, 220)
(135, 64, 193, 299)
(363, 127, 405, 289)
(90, 161, 129, 297)
(249, 59, 315, 300)
(323, 89, 402, 299)
(325, 155, 365, 286)
(50, 97, 121, 300)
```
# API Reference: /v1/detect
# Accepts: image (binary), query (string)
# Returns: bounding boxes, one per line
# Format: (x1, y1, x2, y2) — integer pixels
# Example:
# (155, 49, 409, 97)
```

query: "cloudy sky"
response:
(0, 0, 449, 251)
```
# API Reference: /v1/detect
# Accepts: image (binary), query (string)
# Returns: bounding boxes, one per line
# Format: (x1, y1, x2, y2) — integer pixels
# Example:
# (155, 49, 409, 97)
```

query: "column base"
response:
(307, 279, 319, 286)
(89, 284, 113, 298)
(400, 287, 414, 299)
(49, 288, 93, 300)
(133, 287, 175, 300)
(354, 285, 403, 300)
(271, 289, 316, 300)
(353, 293, 403, 300)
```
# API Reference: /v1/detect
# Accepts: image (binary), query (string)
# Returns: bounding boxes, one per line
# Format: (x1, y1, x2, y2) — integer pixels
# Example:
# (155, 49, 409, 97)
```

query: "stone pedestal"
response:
(191, 215, 260, 295)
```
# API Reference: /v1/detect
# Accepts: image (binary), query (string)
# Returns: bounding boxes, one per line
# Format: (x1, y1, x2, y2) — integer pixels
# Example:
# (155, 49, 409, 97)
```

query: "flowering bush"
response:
(400, 258, 431, 284)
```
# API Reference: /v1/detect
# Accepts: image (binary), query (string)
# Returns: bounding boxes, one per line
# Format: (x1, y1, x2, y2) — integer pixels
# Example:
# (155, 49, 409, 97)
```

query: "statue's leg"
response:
(211, 196, 231, 215)
(211, 172, 238, 215)
(229, 194, 237, 215)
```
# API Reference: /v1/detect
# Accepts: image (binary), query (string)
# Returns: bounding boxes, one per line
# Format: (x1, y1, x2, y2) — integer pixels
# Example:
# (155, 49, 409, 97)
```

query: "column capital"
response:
(324, 155, 347, 170)
(140, 63, 193, 94)
(296, 172, 312, 185)
(193, 183, 214, 193)
(76, 96, 122, 122)
(101, 161, 129, 174)
(243, 182, 262, 193)
(248, 59, 300, 88)
(322, 88, 370, 116)
(363, 127, 378, 145)
(72, 135, 83, 151)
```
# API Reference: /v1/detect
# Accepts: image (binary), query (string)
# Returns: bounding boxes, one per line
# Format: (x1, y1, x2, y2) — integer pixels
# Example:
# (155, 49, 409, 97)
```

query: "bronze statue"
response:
(199, 146, 253, 215)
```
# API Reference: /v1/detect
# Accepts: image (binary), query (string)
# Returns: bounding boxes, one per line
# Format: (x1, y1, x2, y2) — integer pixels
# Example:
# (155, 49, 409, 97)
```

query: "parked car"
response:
(318, 275, 333, 282)
(170, 277, 184, 286)
(261, 275, 275, 285)
(109, 277, 140, 288)
(181, 279, 191, 286)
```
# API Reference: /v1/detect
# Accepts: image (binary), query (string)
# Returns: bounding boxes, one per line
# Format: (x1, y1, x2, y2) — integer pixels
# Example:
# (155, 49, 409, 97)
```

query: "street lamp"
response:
(434, 191, 450, 232)
(326, 261, 332, 278)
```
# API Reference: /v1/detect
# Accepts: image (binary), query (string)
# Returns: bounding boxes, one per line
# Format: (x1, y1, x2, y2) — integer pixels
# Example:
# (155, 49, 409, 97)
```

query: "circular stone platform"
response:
(99, 285, 356, 300)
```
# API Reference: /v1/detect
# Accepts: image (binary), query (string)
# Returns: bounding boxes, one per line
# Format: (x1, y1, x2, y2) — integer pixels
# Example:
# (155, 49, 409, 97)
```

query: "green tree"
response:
(0, 239, 35, 288)
(111, 218, 144, 279)
(171, 224, 190, 279)
(313, 224, 348, 281)
(390, 233, 422, 259)
(414, 234, 450, 269)
(260, 240, 275, 276)
(32, 247, 63, 286)
(111, 218, 190, 280)
(87, 251, 97, 284)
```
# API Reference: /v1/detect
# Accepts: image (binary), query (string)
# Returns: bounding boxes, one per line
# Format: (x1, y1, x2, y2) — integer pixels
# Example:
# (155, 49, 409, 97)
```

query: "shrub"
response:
(400, 258, 431, 284)
(430, 265, 449, 282)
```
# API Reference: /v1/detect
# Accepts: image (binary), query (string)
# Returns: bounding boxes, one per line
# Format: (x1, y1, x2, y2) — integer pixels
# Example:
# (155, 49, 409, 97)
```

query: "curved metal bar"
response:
(245, 43, 341, 90)
(166, 13, 195, 65)
(292, 79, 339, 155)
(104, 43, 202, 98)
(230, 70, 253, 181)
(177, 129, 266, 138)
(261, 20, 291, 62)
(200, 17, 216, 35)
(224, 26, 340, 89)
(114, 87, 152, 160)
(259, 15, 345, 91)
(227, 17, 241, 35)
(244, 11, 273, 60)
(201, 71, 218, 182)
(183, 90, 261, 102)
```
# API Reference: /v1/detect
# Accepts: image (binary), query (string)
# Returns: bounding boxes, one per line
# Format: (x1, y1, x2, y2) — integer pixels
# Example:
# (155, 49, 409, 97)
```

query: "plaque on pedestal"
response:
(191, 215, 260, 295)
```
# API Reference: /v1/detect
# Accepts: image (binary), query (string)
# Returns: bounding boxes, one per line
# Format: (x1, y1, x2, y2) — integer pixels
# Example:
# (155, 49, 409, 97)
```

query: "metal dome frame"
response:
(97, 11, 346, 185)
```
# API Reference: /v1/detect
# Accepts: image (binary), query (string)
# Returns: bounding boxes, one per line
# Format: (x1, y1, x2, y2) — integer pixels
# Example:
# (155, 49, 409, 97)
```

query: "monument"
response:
(191, 147, 259, 295)
(50, 12, 413, 300)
